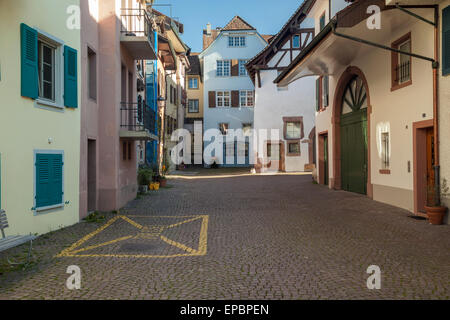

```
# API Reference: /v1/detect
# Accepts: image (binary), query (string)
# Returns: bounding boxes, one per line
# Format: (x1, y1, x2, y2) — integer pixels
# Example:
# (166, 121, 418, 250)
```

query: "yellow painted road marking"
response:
(69, 236, 134, 254)
(56, 215, 209, 258)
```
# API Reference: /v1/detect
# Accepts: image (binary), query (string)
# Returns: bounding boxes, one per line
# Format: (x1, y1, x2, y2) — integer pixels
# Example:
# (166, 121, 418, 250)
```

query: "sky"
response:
(153, 0, 304, 53)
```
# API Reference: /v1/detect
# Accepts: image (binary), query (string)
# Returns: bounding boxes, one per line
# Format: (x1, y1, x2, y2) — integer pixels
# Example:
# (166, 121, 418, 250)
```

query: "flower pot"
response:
(153, 182, 160, 191)
(160, 179, 167, 188)
(424, 206, 447, 225)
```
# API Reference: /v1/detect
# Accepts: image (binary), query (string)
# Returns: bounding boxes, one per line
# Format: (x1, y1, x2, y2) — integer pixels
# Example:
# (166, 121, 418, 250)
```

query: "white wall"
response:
(202, 30, 267, 165)
(254, 69, 316, 171)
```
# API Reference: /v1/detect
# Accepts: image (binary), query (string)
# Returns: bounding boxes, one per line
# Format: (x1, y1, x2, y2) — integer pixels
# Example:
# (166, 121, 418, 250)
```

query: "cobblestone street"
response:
(0, 171, 449, 299)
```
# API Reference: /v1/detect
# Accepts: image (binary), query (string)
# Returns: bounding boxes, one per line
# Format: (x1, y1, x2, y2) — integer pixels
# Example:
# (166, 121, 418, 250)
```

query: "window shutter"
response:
(208, 91, 216, 108)
(231, 59, 239, 77)
(20, 23, 39, 99)
(231, 90, 240, 107)
(36, 153, 63, 208)
(323, 76, 329, 107)
(64, 45, 78, 108)
(443, 6, 450, 75)
(315, 78, 320, 111)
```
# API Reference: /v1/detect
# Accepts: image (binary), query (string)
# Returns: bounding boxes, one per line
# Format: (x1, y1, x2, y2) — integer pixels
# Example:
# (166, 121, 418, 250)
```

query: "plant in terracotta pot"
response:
(158, 160, 169, 188)
(425, 178, 449, 225)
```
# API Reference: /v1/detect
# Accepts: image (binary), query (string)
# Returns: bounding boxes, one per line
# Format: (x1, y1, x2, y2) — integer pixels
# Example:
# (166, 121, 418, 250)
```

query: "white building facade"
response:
(247, 3, 317, 173)
(200, 17, 268, 167)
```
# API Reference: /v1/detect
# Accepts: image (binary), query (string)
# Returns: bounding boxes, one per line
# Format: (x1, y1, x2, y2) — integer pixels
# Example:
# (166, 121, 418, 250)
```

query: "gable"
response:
(223, 16, 255, 31)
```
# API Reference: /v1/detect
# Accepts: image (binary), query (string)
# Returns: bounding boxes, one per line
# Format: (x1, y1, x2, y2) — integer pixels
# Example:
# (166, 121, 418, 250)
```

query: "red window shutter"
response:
(208, 91, 216, 108)
(231, 90, 240, 107)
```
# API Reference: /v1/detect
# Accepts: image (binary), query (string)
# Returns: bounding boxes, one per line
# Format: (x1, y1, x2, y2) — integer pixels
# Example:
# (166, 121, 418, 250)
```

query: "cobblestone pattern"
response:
(0, 172, 449, 299)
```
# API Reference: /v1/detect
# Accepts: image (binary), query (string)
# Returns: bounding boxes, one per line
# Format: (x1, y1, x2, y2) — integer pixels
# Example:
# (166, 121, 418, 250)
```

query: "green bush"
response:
(138, 167, 153, 186)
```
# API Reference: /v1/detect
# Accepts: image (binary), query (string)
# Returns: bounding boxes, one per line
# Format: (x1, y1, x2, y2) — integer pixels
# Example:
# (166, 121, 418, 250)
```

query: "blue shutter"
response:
(20, 23, 39, 99)
(64, 45, 78, 108)
(443, 6, 450, 76)
(36, 153, 63, 209)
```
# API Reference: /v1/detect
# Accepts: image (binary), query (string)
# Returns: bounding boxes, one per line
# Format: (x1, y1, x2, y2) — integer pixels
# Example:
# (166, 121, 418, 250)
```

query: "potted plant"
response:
(137, 167, 152, 193)
(425, 178, 449, 225)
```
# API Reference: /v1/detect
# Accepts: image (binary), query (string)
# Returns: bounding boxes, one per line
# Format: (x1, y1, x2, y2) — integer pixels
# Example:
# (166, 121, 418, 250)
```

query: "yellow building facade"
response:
(0, 0, 81, 235)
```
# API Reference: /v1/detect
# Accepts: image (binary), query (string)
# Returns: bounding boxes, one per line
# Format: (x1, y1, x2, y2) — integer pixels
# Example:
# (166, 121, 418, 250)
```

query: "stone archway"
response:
(331, 66, 373, 198)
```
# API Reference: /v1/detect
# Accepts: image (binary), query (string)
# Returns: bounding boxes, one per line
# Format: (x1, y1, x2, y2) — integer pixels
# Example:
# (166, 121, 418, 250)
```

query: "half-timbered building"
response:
(246, 1, 316, 172)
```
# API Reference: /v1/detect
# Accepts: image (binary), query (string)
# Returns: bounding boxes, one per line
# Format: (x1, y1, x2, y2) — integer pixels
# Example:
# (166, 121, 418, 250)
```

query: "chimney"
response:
(206, 23, 211, 35)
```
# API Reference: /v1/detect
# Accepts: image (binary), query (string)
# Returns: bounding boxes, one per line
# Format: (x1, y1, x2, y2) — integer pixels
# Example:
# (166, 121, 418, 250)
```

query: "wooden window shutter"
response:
(443, 6, 450, 75)
(323, 76, 329, 107)
(36, 153, 63, 208)
(231, 59, 239, 77)
(20, 23, 39, 99)
(231, 90, 240, 107)
(208, 91, 216, 108)
(315, 78, 320, 111)
(64, 45, 78, 108)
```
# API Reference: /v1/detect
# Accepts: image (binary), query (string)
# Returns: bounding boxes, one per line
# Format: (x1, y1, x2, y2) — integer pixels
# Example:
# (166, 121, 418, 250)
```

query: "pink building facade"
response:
(80, 0, 157, 218)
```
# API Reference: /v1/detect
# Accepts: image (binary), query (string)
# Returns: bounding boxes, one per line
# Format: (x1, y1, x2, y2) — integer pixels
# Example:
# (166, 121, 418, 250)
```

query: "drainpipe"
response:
(433, 6, 440, 206)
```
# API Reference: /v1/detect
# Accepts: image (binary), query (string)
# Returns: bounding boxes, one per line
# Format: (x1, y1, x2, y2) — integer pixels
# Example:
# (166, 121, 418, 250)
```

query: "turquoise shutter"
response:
(64, 45, 78, 108)
(20, 23, 39, 99)
(443, 6, 450, 76)
(36, 153, 63, 208)
(315, 78, 320, 111)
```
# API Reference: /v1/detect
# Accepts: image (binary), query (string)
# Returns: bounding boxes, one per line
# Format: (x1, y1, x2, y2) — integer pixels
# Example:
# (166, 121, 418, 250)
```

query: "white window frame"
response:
(216, 91, 231, 108)
(188, 77, 198, 89)
(34, 28, 65, 110)
(216, 60, 231, 77)
(398, 39, 411, 84)
(188, 99, 199, 113)
(286, 122, 302, 140)
(239, 60, 248, 76)
(228, 36, 246, 47)
(239, 90, 254, 107)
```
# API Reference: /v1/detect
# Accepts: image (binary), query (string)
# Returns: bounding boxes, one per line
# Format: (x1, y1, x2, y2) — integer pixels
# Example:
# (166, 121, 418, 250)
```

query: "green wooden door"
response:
(340, 76, 368, 195)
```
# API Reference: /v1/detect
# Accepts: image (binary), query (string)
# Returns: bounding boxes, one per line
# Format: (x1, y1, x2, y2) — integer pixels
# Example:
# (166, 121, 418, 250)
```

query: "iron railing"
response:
(395, 60, 411, 84)
(120, 101, 157, 134)
(120, 8, 155, 49)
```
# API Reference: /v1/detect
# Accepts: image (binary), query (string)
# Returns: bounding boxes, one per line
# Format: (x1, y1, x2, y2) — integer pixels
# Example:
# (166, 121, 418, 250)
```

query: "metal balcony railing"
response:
(120, 101, 157, 134)
(120, 8, 155, 49)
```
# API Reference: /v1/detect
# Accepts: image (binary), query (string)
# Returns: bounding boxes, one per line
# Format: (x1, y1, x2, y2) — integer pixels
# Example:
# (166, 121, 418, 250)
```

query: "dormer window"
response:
(228, 36, 246, 47)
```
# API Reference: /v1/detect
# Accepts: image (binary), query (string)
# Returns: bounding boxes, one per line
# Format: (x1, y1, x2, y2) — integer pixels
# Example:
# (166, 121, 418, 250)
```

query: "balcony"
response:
(120, 102, 158, 141)
(120, 8, 157, 60)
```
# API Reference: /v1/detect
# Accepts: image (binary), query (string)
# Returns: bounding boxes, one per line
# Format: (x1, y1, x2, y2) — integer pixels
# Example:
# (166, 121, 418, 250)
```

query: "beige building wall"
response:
(186, 75, 204, 119)
(439, 0, 450, 223)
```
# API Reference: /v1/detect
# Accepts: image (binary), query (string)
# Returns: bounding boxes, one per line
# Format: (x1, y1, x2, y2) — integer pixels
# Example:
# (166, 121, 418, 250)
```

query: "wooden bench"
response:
(0, 210, 37, 266)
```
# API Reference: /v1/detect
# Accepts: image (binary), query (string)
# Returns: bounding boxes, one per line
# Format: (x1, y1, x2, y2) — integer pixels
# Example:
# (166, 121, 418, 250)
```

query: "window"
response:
(293, 35, 300, 48)
(443, 6, 450, 75)
(188, 99, 199, 113)
(381, 132, 390, 169)
(391, 33, 412, 90)
(315, 76, 328, 111)
(38, 40, 56, 102)
(188, 77, 198, 89)
(219, 123, 229, 135)
(240, 90, 254, 107)
(35, 151, 64, 211)
(228, 36, 246, 47)
(239, 60, 248, 76)
(288, 141, 301, 155)
(217, 91, 231, 107)
(286, 122, 301, 139)
(123, 142, 127, 161)
(319, 13, 326, 31)
(217, 60, 231, 77)
(128, 142, 132, 160)
(88, 47, 97, 100)
(242, 123, 252, 136)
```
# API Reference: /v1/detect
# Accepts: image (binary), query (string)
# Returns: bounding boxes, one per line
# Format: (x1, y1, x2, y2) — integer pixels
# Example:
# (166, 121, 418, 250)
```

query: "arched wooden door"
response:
(340, 76, 368, 194)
